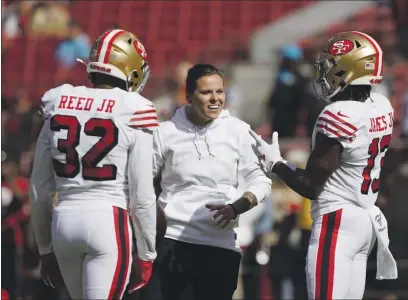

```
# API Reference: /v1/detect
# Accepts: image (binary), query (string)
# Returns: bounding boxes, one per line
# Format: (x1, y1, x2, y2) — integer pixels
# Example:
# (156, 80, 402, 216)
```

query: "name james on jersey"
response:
(369, 112, 394, 133)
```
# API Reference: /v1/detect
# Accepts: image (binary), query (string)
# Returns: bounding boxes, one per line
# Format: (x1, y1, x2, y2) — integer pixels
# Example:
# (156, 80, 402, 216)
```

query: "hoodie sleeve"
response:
(238, 129, 272, 202)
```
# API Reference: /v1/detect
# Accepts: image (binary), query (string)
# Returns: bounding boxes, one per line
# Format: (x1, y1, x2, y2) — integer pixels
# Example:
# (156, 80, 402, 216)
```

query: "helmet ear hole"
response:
(355, 40, 362, 48)
(334, 71, 346, 77)
(127, 71, 140, 91)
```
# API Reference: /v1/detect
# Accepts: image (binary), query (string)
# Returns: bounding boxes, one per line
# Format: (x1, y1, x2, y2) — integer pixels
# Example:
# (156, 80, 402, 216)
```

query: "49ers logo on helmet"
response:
(328, 40, 354, 56)
(134, 40, 148, 60)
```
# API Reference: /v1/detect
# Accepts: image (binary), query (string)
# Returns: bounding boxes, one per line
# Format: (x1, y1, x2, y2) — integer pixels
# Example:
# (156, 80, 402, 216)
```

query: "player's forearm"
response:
(29, 188, 54, 254)
(129, 130, 158, 260)
(29, 128, 55, 255)
(231, 191, 258, 216)
(272, 162, 320, 200)
(129, 197, 157, 261)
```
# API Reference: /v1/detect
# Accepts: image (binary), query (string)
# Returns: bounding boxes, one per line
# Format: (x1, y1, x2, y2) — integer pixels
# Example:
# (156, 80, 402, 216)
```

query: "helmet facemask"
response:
(314, 57, 337, 102)
(314, 54, 350, 103)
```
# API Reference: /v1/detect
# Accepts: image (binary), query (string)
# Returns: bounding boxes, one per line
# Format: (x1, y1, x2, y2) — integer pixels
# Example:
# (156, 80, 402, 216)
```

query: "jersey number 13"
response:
(361, 134, 392, 194)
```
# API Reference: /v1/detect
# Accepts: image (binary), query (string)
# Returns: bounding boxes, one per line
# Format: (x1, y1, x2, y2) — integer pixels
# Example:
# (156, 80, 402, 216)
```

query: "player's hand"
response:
(249, 130, 285, 177)
(40, 253, 65, 289)
(206, 204, 237, 228)
(128, 255, 153, 294)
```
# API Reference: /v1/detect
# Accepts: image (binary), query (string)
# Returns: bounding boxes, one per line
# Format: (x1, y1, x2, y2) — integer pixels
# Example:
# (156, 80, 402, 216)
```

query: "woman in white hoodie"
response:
(141, 64, 272, 300)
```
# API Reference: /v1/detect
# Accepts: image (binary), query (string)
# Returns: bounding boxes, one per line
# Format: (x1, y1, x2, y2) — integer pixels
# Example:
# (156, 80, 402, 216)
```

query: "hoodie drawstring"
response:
(204, 126, 215, 157)
(193, 130, 203, 160)
(192, 126, 215, 159)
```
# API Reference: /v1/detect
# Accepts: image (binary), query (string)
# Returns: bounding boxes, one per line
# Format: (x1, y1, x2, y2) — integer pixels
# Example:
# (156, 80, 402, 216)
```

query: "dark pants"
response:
(139, 238, 241, 300)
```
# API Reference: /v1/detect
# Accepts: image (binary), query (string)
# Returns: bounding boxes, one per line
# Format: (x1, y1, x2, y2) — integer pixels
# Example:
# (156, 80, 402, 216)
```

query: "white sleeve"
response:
(238, 130, 272, 202)
(29, 121, 56, 255)
(40, 85, 62, 120)
(128, 129, 157, 262)
(314, 107, 359, 149)
(152, 128, 165, 178)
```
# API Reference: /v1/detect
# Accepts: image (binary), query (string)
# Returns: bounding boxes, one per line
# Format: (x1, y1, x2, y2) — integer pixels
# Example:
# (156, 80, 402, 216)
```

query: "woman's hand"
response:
(206, 204, 237, 228)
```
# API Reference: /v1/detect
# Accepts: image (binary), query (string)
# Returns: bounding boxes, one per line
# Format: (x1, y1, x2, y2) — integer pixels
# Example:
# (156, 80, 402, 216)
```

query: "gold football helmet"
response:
(86, 29, 150, 93)
(315, 31, 383, 101)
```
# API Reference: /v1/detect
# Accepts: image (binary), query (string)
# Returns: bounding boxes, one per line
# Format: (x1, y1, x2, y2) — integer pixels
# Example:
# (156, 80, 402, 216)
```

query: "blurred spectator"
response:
(153, 78, 181, 121)
(152, 61, 193, 121)
(2, 1, 23, 42)
(173, 61, 193, 108)
(263, 44, 313, 138)
(29, 1, 71, 39)
(1, 289, 10, 300)
(55, 20, 91, 83)
(2, 89, 43, 163)
(2, 157, 28, 300)
(391, 0, 408, 60)
(1, 1, 34, 53)
(224, 67, 244, 118)
(402, 82, 408, 137)
(235, 177, 273, 300)
(2, 98, 11, 148)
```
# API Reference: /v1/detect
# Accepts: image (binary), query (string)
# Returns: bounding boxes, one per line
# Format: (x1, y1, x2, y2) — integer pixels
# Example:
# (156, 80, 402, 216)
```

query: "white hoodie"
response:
(153, 105, 272, 252)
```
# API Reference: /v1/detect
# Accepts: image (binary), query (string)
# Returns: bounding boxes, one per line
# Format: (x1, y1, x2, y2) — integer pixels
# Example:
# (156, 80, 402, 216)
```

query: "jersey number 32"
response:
(361, 134, 391, 194)
(50, 115, 118, 181)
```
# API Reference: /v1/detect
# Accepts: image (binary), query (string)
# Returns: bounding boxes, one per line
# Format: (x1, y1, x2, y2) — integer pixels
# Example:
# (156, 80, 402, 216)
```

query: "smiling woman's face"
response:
(189, 74, 225, 126)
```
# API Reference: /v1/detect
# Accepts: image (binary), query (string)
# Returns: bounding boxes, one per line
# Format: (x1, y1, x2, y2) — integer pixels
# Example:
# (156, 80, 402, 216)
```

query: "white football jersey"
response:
(39, 83, 158, 207)
(311, 93, 394, 219)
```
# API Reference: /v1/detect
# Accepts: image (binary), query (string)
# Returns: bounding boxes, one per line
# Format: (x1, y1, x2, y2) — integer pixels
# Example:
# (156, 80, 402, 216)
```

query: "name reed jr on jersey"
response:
(57, 95, 116, 113)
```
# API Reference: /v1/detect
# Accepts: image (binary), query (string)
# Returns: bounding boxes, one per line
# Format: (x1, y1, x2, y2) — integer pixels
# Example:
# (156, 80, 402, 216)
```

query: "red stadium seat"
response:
(3, 0, 316, 100)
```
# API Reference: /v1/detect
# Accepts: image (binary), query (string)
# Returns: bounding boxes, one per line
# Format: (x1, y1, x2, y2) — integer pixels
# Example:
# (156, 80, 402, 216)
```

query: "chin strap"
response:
(313, 80, 343, 103)
(76, 58, 87, 66)
(77, 58, 93, 83)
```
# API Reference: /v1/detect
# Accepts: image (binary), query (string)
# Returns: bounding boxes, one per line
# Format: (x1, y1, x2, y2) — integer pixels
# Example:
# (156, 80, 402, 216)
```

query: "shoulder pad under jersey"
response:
(315, 101, 360, 141)
(39, 84, 72, 119)
(122, 94, 159, 133)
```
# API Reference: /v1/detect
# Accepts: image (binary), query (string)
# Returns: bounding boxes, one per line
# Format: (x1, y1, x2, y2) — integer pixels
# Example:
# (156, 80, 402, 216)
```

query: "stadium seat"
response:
(3, 0, 315, 99)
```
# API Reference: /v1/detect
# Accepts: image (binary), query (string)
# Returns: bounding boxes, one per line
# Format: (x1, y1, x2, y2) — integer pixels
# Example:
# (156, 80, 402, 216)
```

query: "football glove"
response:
(128, 255, 153, 293)
(249, 130, 286, 177)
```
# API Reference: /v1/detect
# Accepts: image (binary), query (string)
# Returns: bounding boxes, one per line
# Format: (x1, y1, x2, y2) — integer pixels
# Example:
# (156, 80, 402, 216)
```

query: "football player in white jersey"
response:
(30, 29, 158, 299)
(251, 31, 398, 299)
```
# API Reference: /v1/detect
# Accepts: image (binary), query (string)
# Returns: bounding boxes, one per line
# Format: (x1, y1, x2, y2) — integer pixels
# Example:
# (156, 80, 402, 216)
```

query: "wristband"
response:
(228, 204, 238, 219)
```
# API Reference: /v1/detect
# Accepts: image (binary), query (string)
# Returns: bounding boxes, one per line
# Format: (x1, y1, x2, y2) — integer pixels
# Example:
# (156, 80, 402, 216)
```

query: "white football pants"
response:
(306, 206, 376, 299)
(52, 201, 132, 300)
